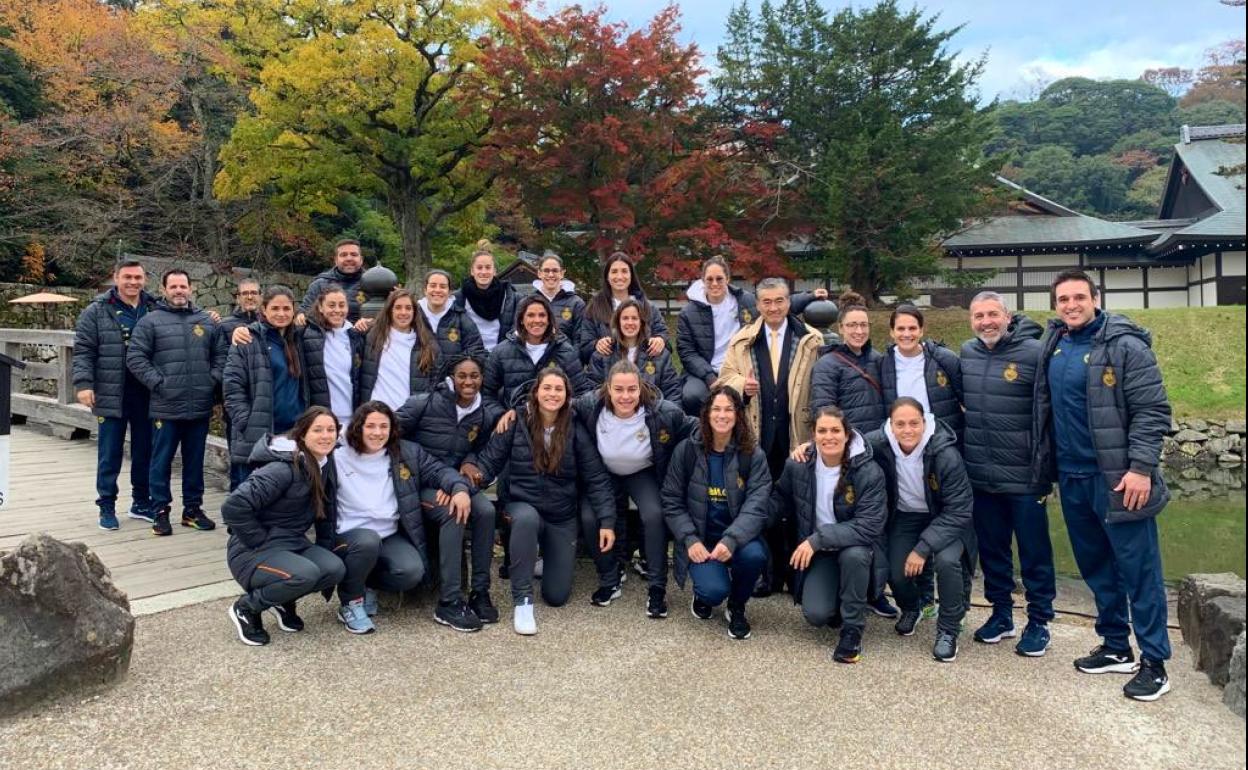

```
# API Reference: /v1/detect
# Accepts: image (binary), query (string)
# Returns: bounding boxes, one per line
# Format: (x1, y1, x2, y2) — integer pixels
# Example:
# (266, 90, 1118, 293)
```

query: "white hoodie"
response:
(815, 430, 867, 528)
(533, 278, 576, 302)
(687, 279, 739, 373)
(884, 416, 937, 513)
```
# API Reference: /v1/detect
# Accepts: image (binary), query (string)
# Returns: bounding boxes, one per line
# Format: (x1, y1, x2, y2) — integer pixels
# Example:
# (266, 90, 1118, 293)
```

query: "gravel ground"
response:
(2, 571, 1243, 770)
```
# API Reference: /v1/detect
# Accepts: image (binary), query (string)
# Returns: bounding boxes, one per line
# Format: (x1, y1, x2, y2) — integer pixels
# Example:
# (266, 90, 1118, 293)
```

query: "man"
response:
(73, 259, 159, 531)
(717, 277, 823, 596)
(299, 238, 366, 325)
(216, 278, 262, 490)
(960, 291, 1057, 657)
(126, 269, 224, 536)
(1033, 270, 1173, 702)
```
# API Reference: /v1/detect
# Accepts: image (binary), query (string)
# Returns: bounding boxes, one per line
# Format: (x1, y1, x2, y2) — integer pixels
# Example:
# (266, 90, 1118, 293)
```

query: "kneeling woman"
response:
(329, 401, 472, 634)
(866, 397, 974, 662)
(662, 385, 771, 641)
(223, 407, 345, 646)
(574, 360, 697, 617)
(474, 368, 616, 635)
(771, 406, 886, 663)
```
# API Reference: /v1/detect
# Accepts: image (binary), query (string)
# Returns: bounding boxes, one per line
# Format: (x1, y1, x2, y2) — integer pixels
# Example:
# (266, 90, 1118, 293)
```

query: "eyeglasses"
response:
(238, 290, 261, 297)
(539, 268, 562, 274)
(842, 322, 870, 330)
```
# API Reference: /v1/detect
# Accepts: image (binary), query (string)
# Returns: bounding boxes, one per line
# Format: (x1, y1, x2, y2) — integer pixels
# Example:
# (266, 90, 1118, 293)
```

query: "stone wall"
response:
(1164, 418, 1247, 466)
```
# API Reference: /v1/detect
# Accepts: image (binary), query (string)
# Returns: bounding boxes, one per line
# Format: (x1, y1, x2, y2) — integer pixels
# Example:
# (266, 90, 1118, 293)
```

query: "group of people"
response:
(72, 242, 1175, 702)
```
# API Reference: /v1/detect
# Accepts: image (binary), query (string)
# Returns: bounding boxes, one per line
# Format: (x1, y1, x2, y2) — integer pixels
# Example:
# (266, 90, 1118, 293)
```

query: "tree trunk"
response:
(390, 181, 430, 293)
(847, 252, 877, 305)
(190, 90, 229, 263)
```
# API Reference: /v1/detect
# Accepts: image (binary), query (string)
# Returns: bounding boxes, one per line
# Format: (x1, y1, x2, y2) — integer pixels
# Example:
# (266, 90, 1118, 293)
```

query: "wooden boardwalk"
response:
(1, 427, 232, 604)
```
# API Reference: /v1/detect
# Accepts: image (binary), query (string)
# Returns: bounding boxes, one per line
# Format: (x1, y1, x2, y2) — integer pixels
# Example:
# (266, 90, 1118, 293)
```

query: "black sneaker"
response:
(1123, 659, 1171, 701)
(895, 610, 921, 636)
(434, 601, 484, 632)
(933, 631, 959, 662)
(833, 626, 863, 664)
(751, 575, 773, 599)
(269, 602, 304, 632)
(590, 584, 623, 607)
(1074, 644, 1137, 674)
(181, 506, 217, 531)
(151, 507, 173, 537)
(646, 587, 668, 619)
(468, 591, 500, 624)
(726, 603, 752, 640)
(228, 597, 269, 646)
(690, 595, 714, 620)
(869, 593, 900, 618)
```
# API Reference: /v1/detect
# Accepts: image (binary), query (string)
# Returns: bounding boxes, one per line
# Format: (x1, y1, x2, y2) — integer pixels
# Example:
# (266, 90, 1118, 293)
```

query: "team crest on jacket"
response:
(355, 291, 366, 305)
(935, 370, 948, 388)
(658, 429, 670, 444)
(154, 420, 163, 430)
(1003, 363, 1019, 382)
(97, 415, 105, 424)
(447, 327, 459, 343)
(644, 361, 656, 375)
(398, 464, 412, 481)
(741, 310, 752, 324)
(1102, 367, 1117, 387)
(844, 485, 855, 505)
(561, 307, 573, 321)
(736, 475, 744, 489)
(466, 425, 479, 442)
(927, 473, 940, 491)
(192, 324, 205, 337)
(353, 354, 362, 368)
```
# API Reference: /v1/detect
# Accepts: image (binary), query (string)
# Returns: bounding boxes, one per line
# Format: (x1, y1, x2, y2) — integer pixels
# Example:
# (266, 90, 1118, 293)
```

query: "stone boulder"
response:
(0, 534, 134, 717)
(1174, 429, 1210, 443)
(1178, 573, 1248, 686)
(1227, 632, 1246, 718)
(1226, 419, 1247, 435)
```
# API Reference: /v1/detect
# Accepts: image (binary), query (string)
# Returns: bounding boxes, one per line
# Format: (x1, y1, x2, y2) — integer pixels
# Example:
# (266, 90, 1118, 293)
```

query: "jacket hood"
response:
(686, 279, 745, 308)
(1047, 310, 1152, 348)
(319, 266, 362, 283)
(532, 279, 576, 298)
(154, 299, 201, 314)
(249, 433, 294, 464)
(883, 413, 937, 459)
(98, 288, 157, 307)
(1007, 312, 1043, 341)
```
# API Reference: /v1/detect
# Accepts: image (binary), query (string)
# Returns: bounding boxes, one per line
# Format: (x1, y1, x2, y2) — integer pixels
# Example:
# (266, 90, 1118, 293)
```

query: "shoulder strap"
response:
(832, 352, 882, 394)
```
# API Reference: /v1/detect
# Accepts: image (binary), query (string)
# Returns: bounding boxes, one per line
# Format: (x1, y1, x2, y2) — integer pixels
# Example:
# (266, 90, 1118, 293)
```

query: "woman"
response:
(578, 252, 669, 364)
(866, 397, 975, 663)
(586, 299, 682, 402)
(483, 293, 588, 410)
(223, 407, 345, 646)
(675, 256, 758, 415)
(453, 241, 518, 353)
(532, 251, 585, 340)
(473, 368, 616, 635)
(356, 289, 441, 410)
(395, 355, 505, 626)
(573, 360, 697, 617)
(661, 385, 771, 641)
(809, 291, 885, 429)
(421, 270, 486, 359)
(879, 304, 963, 440)
(770, 407, 886, 664)
(327, 401, 472, 634)
(223, 286, 310, 489)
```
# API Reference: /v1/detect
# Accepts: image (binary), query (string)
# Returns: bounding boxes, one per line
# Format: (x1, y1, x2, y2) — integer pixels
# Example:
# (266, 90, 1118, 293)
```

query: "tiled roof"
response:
(1150, 125, 1246, 254)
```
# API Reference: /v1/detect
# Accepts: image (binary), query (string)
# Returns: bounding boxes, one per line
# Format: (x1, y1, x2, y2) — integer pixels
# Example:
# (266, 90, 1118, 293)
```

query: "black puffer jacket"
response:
(222, 438, 336, 587)
(866, 420, 977, 565)
(572, 391, 698, 482)
(879, 341, 964, 438)
(577, 291, 670, 363)
(355, 328, 443, 403)
(452, 282, 518, 348)
(215, 308, 259, 344)
(960, 321, 1048, 496)
(474, 404, 616, 526)
(222, 323, 312, 464)
(300, 267, 366, 322)
(586, 347, 682, 402)
(300, 321, 363, 412)
(662, 438, 772, 555)
(1032, 312, 1172, 523)
(676, 282, 759, 385)
(426, 305, 486, 361)
(72, 290, 158, 417)
(809, 343, 886, 432)
(126, 301, 223, 420)
(483, 331, 589, 409)
(395, 385, 505, 469)
(533, 280, 586, 341)
(770, 431, 887, 601)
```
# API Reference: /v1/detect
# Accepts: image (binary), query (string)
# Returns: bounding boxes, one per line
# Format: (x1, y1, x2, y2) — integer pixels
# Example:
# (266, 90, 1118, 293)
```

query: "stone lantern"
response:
(359, 263, 398, 318)
(802, 298, 842, 348)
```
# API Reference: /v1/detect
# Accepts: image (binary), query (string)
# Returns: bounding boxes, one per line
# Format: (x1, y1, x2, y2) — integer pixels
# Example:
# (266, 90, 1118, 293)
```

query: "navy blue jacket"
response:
(879, 341, 964, 439)
(571, 391, 698, 482)
(676, 283, 759, 385)
(300, 267, 366, 322)
(577, 290, 670, 364)
(585, 347, 682, 402)
(72, 289, 158, 417)
(483, 331, 589, 410)
(395, 385, 505, 470)
(125, 301, 224, 420)
(300, 321, 363, 414)
(809, 343, 886, 432)
(223, 322, 312, 464)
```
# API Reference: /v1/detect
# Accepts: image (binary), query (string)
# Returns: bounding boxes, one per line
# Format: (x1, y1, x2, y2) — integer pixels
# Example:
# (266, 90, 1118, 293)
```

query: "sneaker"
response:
(363, 588, 379, 617)
(869, 594, 900, 619)
(690, 595, 714, 621)
(269, 602, 304, 633)
(151, 507, 172, 536)
(228, 597, 269, 646)
(933, 631, 959, 662)
(1123, 659, 1171, 702)
(833, 626, 863, 664)
(590, 584, 623, 607)
(1074, 644, 1137, 674)
(469, 591, 500, 624)
(128, 501, 156, 523)
(1015, 621, 1051, 657)
(435, 601, 483, 632)
(895, 610, 922, 636)
(632, 556, 650, 580)
(181, 506, 217, 531)
(921, 601, 938, 621)
(337, 599, 376, 634)
(646, 587, 669, 619)
(752, 575, 773, 599)
(98, 507, 120, 531)
(513, 598, 537, 635)
(726, 603, 752, 640)
(973, 609, 1016, 644)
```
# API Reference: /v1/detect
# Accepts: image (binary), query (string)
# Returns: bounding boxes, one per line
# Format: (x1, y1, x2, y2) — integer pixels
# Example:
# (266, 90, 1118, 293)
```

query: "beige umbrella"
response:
(9, 291, 79, 327)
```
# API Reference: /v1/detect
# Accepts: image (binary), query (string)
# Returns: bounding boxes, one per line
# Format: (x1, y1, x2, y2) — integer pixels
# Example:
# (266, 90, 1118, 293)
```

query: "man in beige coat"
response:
(716, 278, 824, 595)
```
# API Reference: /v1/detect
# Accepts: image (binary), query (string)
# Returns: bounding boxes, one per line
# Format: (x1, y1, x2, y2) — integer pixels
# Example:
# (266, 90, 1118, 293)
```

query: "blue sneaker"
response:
(973, 609, 1016, 644)
(868, 594, 900, 619)
(337, 599, 375, 634)
(128, 501, 156, 523)
(98, 507, 120, 531)
(363, 588, 379, 617)
(1015, 621, 1051, 657)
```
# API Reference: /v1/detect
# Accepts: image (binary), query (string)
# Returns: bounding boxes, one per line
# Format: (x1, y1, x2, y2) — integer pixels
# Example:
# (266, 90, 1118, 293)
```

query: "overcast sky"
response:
(543, 0, 1246, 101)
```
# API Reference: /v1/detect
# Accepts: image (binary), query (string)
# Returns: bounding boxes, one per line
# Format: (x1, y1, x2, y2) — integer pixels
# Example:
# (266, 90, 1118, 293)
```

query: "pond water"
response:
(1046, 461, 1245, 582)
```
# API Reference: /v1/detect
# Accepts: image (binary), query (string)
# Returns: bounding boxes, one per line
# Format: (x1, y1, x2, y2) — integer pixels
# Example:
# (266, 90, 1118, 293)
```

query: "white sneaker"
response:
(534, 557, 544, 579)
(513, 599, 537, 635)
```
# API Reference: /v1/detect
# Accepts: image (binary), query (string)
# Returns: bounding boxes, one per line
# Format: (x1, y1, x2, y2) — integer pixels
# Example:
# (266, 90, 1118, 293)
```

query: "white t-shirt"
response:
(596, 407, 653, 476)
(417, 297, 450, 331)
(885, 417, 936, 513)
(525, 341, 549, 365)
(893, 348, 931, 414)
(322, 323, 355, 423)
(814, 457, 842, 529)
(333, 446, 399, 538)
(372, 328, 416, 410)
(709, 294, 740, 373)
(464, 304, 501, 352)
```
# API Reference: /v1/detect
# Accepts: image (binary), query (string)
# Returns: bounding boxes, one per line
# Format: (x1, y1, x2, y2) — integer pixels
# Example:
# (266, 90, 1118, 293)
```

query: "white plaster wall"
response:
(1149, 267, 1187, 288)
(1106, 291, 1146, 309)
(1022, 253, 1081, 267)
(1104, 269, 1144, 289)
(1223, 251, 1246, 277)
(1024, 292, 1052, 310)
(1148, 290, 1188, 308)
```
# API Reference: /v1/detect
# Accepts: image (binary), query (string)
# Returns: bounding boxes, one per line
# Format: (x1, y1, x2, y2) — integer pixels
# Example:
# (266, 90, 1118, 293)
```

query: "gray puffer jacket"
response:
(1032, 312, 1172, 522)
(483, 331, 589, 410)
(879, 341, 964, 439)
(809, 343, 886, 431)
(72, 290, 158, 417)
(223, 323, 312, 464)
(300, 267, 366, 322)
(125, 301, 224, 420)
(676, 282, 759, 385)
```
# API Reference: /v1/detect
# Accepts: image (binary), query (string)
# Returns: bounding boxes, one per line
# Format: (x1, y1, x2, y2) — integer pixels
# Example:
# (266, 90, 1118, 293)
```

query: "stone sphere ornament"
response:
(360, 263, 399, 318)
(802, 298, 842, 347)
